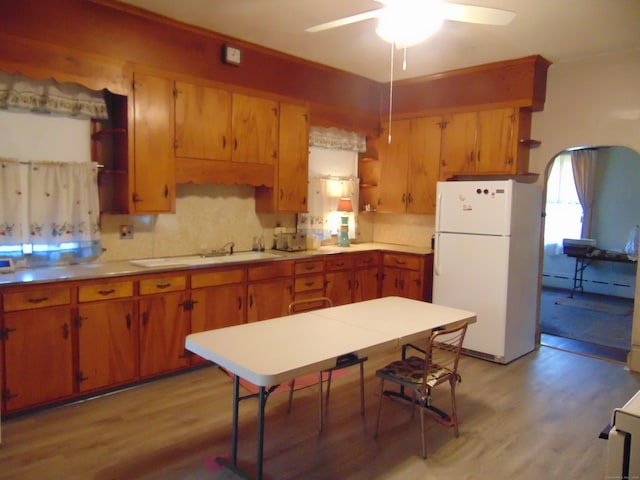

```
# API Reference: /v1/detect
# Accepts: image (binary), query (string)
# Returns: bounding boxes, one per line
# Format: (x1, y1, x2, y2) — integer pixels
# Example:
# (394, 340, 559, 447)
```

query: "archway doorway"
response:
(539, 145, 638, 362)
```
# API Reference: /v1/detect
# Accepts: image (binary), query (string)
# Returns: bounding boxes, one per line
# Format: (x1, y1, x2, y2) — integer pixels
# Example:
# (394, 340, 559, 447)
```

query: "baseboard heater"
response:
(603, 390, 640, 478)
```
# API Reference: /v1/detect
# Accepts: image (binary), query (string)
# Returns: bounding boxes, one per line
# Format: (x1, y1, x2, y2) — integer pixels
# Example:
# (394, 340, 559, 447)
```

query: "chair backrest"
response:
(423, 322, 468, 388)
(288, 296, 333, 314)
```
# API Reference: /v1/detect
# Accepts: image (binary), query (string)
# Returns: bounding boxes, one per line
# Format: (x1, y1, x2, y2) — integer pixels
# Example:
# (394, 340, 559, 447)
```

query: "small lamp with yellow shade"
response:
(337, 197, 353, 247)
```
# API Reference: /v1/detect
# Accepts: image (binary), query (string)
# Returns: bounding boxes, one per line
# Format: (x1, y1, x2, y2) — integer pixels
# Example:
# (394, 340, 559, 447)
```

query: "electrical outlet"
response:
(120, 225, 134, 239)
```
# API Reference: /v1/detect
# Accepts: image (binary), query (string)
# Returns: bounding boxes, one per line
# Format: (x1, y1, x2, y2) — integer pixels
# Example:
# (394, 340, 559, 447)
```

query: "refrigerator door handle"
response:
(434, 232, 441, 276)
(435, 192, 443, 232)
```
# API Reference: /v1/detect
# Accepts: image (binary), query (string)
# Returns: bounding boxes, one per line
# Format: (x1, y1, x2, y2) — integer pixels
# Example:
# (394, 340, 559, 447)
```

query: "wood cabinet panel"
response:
(377, 116, 441, 214)
(294, 274, 324, 294)
(78, 280, 133, 302)
(247, 278, 293, 323)
(77, 300, 137, 392)
(439, 111, 477, 180)
(247, 261, 293, 282)
(139, 291, 190, 377)
(255, 102, 310, 213)
(381, 253, 428, 301)
(175, 81, 231, 161)
(190, 283, 245, 365)
(377, 119, 411, 213)
(132, 71, 175, 213)
(231, 93, 278, 165)
(3, 287, 70, 312)
(3, 306, 73, 412)
(408, 116, 442, 214)
(294, 260, 324, 275)
(139, 275, 186, 295)
(191, 268, 245, 289)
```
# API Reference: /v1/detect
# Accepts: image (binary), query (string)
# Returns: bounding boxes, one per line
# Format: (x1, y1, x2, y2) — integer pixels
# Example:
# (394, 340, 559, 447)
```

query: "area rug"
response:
(540, 289, 633, 350)
(554, 297, 634, 316)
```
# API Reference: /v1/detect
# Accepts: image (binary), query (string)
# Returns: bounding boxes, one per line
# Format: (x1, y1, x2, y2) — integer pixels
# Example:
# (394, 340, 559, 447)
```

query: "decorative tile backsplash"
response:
(99, 184, 435, 262)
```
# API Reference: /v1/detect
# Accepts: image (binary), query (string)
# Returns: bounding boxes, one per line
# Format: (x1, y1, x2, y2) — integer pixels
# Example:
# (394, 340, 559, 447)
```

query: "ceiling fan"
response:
(306, 1, 516, 144)
(306, 0, 516, 48)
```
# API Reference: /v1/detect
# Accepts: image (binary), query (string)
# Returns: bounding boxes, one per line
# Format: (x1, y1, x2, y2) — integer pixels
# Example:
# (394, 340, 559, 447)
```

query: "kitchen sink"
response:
(130, 251, 283, 268)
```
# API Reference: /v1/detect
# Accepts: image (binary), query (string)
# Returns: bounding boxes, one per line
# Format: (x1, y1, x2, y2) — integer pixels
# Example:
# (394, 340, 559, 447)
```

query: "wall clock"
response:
(222, 45, 242, 66)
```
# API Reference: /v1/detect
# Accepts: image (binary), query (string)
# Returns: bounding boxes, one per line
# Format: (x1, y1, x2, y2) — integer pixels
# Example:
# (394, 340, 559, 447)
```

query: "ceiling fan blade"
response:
(305, 9, 382, 33)
(441, 3, 516, 26)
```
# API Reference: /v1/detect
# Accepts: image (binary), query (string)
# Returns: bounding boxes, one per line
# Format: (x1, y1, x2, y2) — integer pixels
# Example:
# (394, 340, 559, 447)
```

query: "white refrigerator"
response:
(433, 180, 543, 364)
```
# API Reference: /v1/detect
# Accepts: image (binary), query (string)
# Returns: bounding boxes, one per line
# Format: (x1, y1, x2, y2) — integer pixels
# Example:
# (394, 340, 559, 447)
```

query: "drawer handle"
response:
(98, 289, 115, 296)
(335, 262, 345, 267)
(28, 296, 49, 304)
(304, 265, 314, 271)
(394, 259, 407, 265)
(156, 283, 171, 289)
(305, 281, 315, 287)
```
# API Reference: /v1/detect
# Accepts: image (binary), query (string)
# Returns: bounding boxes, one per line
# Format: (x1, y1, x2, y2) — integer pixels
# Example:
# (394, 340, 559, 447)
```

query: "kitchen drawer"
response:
(248, 260, 293, 281)
(294, 260, 324, 275)
(3, 287, 71, 312)
(139, 275, 187, 295)
(294, 274, 324, 293)
(354, 252, 379, 268)
(78, 280, 134, 302)
(191, 267, 245, 288)
(383, 253, 422, 270)
(325, 255, 353, 271)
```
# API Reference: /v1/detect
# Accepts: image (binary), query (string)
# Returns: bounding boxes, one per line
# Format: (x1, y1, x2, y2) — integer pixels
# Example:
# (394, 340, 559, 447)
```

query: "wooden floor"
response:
(1, 345, 639, 480)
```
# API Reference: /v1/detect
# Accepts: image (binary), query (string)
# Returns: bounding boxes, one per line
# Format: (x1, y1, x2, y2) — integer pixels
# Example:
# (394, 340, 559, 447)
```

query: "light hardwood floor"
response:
(1, 345, 639, 480)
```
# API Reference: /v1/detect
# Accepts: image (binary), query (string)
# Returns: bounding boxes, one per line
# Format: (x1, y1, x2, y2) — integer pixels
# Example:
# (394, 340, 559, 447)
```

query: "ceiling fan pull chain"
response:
(403, 47, 407, 71)
(387, 41, 395, 144)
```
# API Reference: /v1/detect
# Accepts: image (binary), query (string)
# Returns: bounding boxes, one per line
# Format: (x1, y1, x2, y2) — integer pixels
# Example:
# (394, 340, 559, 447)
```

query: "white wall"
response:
(0, 110, 90, 162)
(530, 50, 640, 172)
(529, 50, 640, 371)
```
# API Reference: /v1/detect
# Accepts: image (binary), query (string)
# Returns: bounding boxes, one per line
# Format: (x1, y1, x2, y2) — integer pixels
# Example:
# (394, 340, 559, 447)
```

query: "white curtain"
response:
(0, 158, 100, 247)
(571, 149, 598, 238)
(544, 153, 583, 255)
(0, 71, 108, 119)
(297, 176, 359, 241)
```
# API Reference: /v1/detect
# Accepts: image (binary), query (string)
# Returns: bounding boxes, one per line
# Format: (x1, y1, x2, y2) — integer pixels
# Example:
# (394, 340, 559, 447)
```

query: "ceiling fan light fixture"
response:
(375, 0, 444, 48)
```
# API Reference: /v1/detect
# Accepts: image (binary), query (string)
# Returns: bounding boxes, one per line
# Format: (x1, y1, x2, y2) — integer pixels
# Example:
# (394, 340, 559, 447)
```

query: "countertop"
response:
(0, 243, 433, 287)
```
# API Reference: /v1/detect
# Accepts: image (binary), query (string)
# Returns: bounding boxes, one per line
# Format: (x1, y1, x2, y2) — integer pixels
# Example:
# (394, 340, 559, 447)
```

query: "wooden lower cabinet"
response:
(190, 267, 246, 365)
(3, 305, 74, 412)
(247, 261, 293, 322)
(325, 252, 380, 305)
(0, 250, 431, 415)
(77, 300, 137, 393)
(353, 253, 381, 302)
(381, 253, 432, 301)
(139, 276, 191, 377)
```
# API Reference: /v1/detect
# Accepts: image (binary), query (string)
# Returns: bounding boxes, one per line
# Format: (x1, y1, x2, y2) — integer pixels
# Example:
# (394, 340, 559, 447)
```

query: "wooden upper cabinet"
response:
(476, 107, 517, 172)
(377, 119, 411, 213)
(132, 71, 175, 213)
(377, 116, 441, 214)
(440, 107, 523, 180)
(256, 102, 309, 213)
(439, 111, 478, 180)
(407, 116, 442, 214)
(231, 93, 278, 165)
(174, 81, 231, 161)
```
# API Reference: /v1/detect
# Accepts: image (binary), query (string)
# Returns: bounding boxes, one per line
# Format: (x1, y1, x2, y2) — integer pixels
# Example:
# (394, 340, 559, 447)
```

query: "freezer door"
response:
(435, 180, 514, 236)
(433, 232, 510, 359)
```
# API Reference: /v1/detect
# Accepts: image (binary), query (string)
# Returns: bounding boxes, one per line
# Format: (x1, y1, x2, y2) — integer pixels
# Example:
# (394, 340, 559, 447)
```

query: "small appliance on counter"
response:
(274, 232, 307, 252)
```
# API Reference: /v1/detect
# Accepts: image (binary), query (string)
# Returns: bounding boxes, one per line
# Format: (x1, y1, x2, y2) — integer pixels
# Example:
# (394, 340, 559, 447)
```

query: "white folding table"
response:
(185, 296, 476, 479)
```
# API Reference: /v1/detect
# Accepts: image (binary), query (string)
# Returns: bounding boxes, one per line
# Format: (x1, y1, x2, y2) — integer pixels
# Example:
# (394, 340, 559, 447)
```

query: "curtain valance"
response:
(309, 126, 366, 152)
(0, 71, 108, 120)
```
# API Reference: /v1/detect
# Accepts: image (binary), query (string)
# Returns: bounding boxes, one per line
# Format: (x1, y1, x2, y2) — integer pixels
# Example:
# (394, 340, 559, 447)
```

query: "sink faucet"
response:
(200, 241, 235, 257)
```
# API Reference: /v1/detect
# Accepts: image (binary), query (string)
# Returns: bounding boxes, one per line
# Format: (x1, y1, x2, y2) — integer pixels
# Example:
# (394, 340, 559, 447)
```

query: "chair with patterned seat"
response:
(374, 321, 468, 458)
(287, 296, 367, 431)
